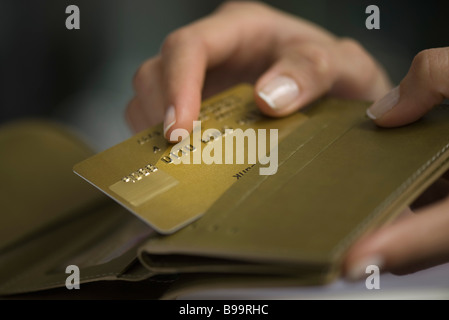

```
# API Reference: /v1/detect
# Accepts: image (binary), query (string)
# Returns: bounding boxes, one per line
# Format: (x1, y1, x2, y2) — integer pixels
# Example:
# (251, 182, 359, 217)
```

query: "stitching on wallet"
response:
(217, 123, 331, 221)
(333, 140, 449, 258)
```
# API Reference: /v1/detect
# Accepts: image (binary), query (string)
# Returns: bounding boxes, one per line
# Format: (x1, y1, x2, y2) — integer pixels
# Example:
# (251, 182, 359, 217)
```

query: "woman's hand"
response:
(126, 1, 391, 141)
(344, 47, 449, 279)
(126, 1, 449, 278)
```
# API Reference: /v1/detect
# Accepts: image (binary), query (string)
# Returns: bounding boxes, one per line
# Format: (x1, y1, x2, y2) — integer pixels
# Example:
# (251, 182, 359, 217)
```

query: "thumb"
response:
(367, 47, 449, 127)
(343, 197, 449, 279)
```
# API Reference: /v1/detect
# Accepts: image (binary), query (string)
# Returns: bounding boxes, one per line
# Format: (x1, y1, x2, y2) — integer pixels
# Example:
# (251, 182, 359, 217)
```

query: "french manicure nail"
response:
(366, 86, 400, 120)
(346, 255, 384, 281)
(258, 75, 300, 110)
(163, 105, 176, 137)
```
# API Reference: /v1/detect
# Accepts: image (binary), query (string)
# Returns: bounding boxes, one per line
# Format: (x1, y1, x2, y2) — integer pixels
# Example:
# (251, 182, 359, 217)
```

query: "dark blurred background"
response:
(1, 0, 447, 150)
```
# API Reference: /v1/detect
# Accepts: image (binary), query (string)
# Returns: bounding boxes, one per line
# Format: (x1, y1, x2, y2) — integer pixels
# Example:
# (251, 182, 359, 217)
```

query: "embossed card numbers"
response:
(73, 84, 308, 233)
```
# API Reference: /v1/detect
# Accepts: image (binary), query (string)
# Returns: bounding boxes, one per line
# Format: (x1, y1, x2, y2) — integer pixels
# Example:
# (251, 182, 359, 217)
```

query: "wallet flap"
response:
(140, 100, 449, 283)
(0, 120, 154, 295)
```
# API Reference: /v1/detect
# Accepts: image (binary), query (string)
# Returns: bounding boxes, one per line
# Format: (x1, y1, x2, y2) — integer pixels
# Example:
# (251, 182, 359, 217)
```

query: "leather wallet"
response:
(1, 85, 449, 299)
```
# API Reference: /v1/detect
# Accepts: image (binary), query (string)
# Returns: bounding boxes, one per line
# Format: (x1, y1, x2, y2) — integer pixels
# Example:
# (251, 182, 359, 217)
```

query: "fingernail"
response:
(366, 86, 400, 120)
(346, 255, 384, 281)
(163, 105, 176, 138)
(258, 75, 300, 110)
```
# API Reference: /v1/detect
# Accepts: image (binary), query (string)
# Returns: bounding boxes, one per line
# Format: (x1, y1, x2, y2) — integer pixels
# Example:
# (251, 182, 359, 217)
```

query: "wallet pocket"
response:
(139, 101, 449, 284)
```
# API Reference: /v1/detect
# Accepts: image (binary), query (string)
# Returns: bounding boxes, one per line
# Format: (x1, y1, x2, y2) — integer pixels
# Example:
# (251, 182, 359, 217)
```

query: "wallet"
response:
(1, 84, 449, 299)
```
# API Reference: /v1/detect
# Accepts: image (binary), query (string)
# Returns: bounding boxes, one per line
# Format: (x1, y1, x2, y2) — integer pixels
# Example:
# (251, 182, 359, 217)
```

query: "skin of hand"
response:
(126, 1, 449, 279)
(344, 46, 449, 280)
(126, 1, 391, 141)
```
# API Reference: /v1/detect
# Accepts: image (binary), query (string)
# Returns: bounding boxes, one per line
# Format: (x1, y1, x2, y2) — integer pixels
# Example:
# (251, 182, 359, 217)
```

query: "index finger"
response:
(158, 2, 334, 140)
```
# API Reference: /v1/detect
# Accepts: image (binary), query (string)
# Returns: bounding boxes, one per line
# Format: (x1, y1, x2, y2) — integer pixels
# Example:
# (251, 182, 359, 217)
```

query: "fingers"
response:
(344, 48, 449, 278)
(344, 197, 449, 279)
(126, 57, 165, 133)
(367, 47, 449, 127)
(158, 30, 207, 141)
(330, 38, 392, 101)
(127, 1, 392, 141)
(156, 1, 331, 140)
(254, 38, 392, 117)
(254, 42, 337, 117)
(127, 2, 282, 140)
(127, 1, 336, 140)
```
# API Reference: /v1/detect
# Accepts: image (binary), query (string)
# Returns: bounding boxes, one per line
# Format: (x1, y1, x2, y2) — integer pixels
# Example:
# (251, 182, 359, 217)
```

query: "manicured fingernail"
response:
(258, 75, 300, 110)
(163, 105, 176, 138)
(366, 86, 400, 120)
(346, 255, 384, 281)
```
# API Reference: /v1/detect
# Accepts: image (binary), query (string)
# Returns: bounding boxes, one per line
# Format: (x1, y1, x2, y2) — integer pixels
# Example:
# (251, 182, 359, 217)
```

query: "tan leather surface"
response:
(141, 100, 449, 284)
(0, 120, 153, 296)
(2, 98, 449, 297)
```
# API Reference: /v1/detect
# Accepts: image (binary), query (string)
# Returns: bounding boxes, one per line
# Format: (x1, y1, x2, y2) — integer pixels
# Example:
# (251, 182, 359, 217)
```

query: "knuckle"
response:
(339, 37, 373, 69)
(338, 37, 366, 56)
(339, 37, 362, 51)
(339, 37, 378, 87)
(412, 49, 435, 68)
(285, 43, 335, 82)
(411, 49, 446, 82)
(161, 28, 197, 56)
(411, 49, 433, 75)
(303, 44, 333, 76)
(160, 31, 180, 55)
(132, 59, 154, 93)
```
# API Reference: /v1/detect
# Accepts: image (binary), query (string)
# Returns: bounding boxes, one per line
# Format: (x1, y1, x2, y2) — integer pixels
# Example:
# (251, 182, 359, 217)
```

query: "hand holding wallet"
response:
(1, 84, 449, 299)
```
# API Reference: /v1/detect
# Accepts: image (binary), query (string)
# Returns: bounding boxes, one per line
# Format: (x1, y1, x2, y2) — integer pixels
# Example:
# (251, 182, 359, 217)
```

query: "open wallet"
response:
(1, 84, 449, 299)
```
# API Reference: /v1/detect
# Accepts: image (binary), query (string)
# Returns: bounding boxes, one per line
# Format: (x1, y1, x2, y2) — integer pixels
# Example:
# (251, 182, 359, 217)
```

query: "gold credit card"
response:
(73, 84, 308, 234)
